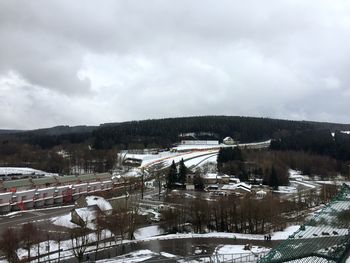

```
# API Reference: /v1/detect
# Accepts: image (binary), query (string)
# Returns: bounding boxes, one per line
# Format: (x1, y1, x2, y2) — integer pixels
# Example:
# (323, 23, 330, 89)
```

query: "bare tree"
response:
(21, 222, 39, 261)
(148, 163, 165, 200)
(127, 203, 141, 240)
(53, 230, 64, 263)
(94, 210, 105, 260)
(69, 225, 90, 262)
(0, 227, 19, 263)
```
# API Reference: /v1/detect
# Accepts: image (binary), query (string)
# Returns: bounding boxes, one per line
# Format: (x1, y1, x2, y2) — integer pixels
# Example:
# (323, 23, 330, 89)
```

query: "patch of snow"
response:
(51, 213, 79, 229)
(291, 180, 316, 189)
(272, 225, 300, 239)
(221, 182, 252, 192)
(86, 195, 112, 211)
(0, 167, 57, 176)
(97, 249, 156, 263)
(184, 153, 218, 167)
(160, 252, 177, 258)
(134, 225, 164, 240)
(273, 186, 298, 194)
(214, 245, 270, 261)
(289, 169, 309, 181)
(122, 168, 143, 178)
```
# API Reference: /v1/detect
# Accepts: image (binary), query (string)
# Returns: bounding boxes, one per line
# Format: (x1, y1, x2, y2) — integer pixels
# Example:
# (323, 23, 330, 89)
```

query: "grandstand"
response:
(259, 184, 350, 263)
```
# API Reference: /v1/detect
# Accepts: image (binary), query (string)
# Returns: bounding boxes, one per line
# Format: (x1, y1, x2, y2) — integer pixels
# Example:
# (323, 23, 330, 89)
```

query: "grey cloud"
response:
(1, 0, 350, 129)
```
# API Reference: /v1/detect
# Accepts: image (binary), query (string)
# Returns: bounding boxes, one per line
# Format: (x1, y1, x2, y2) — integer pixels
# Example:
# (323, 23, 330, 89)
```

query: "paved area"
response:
(0, 205, 73, 234)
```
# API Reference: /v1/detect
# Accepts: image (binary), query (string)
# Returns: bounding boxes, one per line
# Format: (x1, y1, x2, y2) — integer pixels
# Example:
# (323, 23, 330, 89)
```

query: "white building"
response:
(223, 137, 236, 145)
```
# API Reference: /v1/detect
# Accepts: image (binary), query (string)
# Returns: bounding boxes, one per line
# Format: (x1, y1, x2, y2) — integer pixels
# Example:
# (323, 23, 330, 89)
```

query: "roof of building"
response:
(259, 184, 350, 263)
(57, 175, 78, 184)
(78, 174, 97, 182)
(74, 206, 98, 229)
(202, 173, 221, 179)
(222, 182, 252, 192)
(32, 177, 57, 186)
(2, 179, 32, 189)
(85, 195, 112, 211)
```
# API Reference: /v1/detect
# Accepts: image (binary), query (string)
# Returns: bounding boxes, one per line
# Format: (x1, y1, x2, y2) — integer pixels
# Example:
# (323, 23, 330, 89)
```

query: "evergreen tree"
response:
(269, 166, 279, 190)
(193, 172, 205, 190)
(178, 158, 187, 185)
(232, 147, 243, 161)
(166, 161, 177, 189)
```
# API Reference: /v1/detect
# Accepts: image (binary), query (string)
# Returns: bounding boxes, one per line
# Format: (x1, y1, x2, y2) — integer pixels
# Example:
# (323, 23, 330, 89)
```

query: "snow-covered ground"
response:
(120, 150, 219, 172)
(184, 153, 218, 168)
(0, 167, 57, 176)
(213, 245, 270, 262)
(291, 180, 317, 189)
(134, 225, 164, 240)
(51, 213, 79, 229)
(15, 230, 113, 262)
(97, 249, 156, 263)
(120, 140, 270, 173)
(273, 186, 298, 194)
(144, 150, 219, 168)
(95, 244, 271, 263)
(52, 196, 112, 230)
(289, 169, 310, 181)
(8, 222, 301, 263)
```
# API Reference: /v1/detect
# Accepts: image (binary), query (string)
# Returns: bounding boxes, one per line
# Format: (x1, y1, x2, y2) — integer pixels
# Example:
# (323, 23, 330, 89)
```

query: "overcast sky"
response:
(1, 0, 350, 129)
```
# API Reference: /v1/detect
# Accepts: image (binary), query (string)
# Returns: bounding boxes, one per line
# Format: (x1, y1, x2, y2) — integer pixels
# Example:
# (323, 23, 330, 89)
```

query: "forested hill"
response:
(2, 116, 350, 150)
(91, 116, 350, 149)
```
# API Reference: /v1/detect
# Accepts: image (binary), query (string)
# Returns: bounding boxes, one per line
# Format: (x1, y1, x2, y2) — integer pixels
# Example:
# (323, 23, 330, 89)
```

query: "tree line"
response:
(161, 184, 338, 235)
(271, 129, 350, 161)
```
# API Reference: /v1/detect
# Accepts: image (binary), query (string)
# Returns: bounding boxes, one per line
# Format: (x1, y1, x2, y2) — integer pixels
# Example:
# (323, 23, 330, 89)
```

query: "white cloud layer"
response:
(1, 0, 350, 129)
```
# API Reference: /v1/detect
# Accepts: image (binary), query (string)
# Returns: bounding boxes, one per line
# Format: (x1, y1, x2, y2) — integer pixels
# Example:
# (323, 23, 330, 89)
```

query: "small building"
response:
(72, 196, 112, 229)
(186, 184, 195, 190)
(256, 190, 267, 199)
(229, 177, 240, 184)
(76, 195, 112, 212)
(221, 174, 231, 184)
(201, 173, 221, 184)
(186, 173, 195, 184)
(223, 137, 236, 145)
(180, 140, 219, 145)
(221, 182, 252, 196)
(206, 184, 219, 191)
(144, 179, 155, 188)
(71, 205, 99, 229)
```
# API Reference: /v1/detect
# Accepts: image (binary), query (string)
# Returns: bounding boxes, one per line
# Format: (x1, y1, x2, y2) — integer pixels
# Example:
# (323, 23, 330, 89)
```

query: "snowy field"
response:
(184, 153, 218, 168)
(121, 139, 270, 171)
(5, 222, 300, 263)
(122, 149, 219, 170)
(0, 167, 57, 176)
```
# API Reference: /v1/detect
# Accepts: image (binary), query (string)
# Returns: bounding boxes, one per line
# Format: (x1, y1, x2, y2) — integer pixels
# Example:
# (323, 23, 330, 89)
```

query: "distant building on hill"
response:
(223, 137, 236, 145)
(180, 140, 219, 145)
